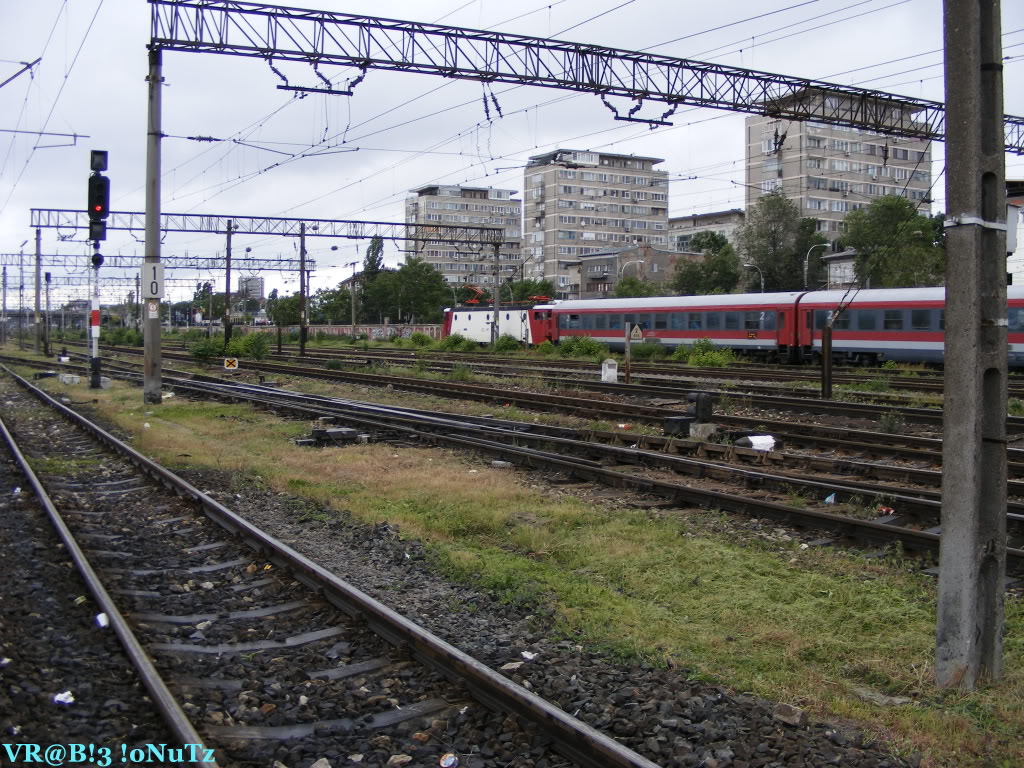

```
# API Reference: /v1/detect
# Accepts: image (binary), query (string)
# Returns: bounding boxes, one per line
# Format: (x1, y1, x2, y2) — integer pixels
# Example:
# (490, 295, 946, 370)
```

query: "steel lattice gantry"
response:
(0, 252, 310, 271)
(148, 0, 1024, 154)
(30, 208, 507, 247)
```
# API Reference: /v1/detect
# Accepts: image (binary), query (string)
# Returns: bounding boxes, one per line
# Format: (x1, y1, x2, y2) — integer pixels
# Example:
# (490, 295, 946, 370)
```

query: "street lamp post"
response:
(804, 243, 829, 290)
(743, 263, 765, 293)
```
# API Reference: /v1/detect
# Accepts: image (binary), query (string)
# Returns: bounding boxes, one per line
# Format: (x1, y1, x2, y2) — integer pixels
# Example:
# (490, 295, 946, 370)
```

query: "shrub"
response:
(409, 332, 434, 347)
(491, 334, 522, 354)
(183, 328, 207, 342)
(314, 330, 329, 343)
(103, 327, 144, 347)
(391, 336, 408, 347)
(631, 341, 668, 360)
(437, 333, 478, 352)
(535, 340, 555, 355)
(448, 364, 474, 381)
(879, 409, 907, 434)
(559, 335, 608, 358)
(240, 332, 270, 360)
(688, 348, 736, 367)
(325, 359, 343, 371)
(190, 337, 225, 360)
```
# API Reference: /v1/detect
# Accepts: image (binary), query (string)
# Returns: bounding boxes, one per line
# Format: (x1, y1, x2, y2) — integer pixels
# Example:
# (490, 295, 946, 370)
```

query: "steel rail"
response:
(63, 366, 1024, 570)
(156, 375, 1024, 532)
(8, 351, 1012, 469)
(0, 364, 660, 768)
(0, 409, 213, 761)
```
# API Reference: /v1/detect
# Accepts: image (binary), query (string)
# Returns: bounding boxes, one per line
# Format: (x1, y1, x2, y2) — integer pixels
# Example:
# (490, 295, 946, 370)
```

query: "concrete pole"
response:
(44, 272, 50, 357)
(1, 266, 6, 347)
(937, 0, 1007, 690)
(224, 221, 233, 349)
(136, 273, 142, 330)
(33, 228, 41, 353)
(143, 46, 163, 404)
(299, 223, 307, 356)
(18, 253, 24, 350)
(491, 242, 501, 344)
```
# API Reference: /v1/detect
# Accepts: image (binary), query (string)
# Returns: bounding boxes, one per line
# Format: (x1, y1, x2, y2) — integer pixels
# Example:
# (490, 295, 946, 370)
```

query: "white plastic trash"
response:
(747, 435, 776, 451)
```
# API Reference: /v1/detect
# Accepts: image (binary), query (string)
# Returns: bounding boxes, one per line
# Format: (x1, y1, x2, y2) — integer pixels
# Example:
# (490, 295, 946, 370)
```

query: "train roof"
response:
(805, 285, 1024, 303)
(536, 293, 804, 311)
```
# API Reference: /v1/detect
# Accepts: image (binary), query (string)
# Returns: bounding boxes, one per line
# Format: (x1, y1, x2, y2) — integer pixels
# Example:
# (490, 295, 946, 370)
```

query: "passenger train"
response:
(441, 286, 1024, 366)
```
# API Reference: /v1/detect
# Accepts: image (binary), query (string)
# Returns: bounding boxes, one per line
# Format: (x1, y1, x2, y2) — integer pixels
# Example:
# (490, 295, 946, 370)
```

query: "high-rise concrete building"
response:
(404, 185, 522, 286)
(745, 95, 932, 239)
(237, 276, 265, 300)
(523, 149, 670, 299)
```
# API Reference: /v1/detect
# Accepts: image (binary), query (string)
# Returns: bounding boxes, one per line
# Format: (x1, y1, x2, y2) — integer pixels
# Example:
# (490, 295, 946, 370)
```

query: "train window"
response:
(486, 314, 491, 321)
(806, 312, 812, 328)
(939, 310, 944, 330)
(725, 312, 740, 330)
(911, 309, 932, 331)
(814, 310, 829, 329)
(857, 311, 877, 330)
(534, 312, 543, 320)
(453, 314, 458, 321)
(778, 313, 785, 329)
(762, 312, 777, 331)
(884, 310, 904, 330)
(567, 314, 581, 329)
(609, 314, 623, 330)
(670, 312, 686, 330)
(1009, 308, 1024, 331)
(743, 312, 760, 330)
(623, 314, 635, 328)
(833, 312, 850, 330)
(506, 313, 510, 321)
(654, 313, 669, 330)
(558, 315, 568, 329)
(688, 312, 703, 330)
(595, 314, 608, 330)
(581, 314, 594, 330)
(706, 313, 721, 330)
(638, 314, 653, 330)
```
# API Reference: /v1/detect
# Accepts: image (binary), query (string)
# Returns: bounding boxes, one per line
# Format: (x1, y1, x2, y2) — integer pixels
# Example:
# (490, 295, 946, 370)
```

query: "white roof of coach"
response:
(545, 293, 805, 311)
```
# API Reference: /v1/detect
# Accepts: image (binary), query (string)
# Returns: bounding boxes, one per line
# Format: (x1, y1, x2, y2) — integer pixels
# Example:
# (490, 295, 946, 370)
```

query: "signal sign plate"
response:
(629, 324, 644, 341)
(141, 263, 164, 299)
(223, 358, 239, 370)
(146, 300, 159, 319)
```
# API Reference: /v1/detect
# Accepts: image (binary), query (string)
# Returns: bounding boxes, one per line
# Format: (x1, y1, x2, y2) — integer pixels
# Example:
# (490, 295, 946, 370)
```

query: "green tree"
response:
(266, 293, 301, 326)
(735, 191, 809, 291)
(503, 278, 556, 302)
(672, 233, 741, 295)
(364, 258, 449, 323)
(362, 236, 385, 281)
(192, 281, 225, 321)
(309, 286, 352, 324)
(841, 195, 944, 287)
(614, 275, 659, 297)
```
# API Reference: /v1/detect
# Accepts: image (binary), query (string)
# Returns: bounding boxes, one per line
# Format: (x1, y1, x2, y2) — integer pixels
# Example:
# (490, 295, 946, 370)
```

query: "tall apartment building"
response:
(523, 149, 670, 298)
(237, 276, 265, 301)
(404, 185, 522, 286)
(745, 95, 932, 239)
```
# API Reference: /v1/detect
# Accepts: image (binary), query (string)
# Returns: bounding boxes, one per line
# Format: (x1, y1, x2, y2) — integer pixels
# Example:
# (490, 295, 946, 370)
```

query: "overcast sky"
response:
(2, 0, 1023, 307)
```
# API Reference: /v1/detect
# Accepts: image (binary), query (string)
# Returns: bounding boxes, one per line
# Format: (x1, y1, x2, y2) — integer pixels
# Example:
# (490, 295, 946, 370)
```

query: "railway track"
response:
(0, 364, 660, 768)
(13, 352, 1024, 478)
(12, 360, 1023, 580)
(44, 344, 962, 426)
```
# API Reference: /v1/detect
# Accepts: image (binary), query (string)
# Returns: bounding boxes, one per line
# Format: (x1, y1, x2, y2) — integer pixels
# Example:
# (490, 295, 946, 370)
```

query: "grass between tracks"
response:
(7, 353, 1022, 767)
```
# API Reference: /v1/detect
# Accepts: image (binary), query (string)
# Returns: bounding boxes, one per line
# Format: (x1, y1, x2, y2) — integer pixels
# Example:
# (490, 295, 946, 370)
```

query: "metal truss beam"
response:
(0, 252, 309, 271)
(149, 0, 1024, 154)
(43, 276, 202, 287)
(30, 208, 507, 246)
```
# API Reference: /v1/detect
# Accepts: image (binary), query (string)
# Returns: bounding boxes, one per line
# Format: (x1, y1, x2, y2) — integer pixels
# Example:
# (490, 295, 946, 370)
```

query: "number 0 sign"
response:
(141, 263, 165, 299)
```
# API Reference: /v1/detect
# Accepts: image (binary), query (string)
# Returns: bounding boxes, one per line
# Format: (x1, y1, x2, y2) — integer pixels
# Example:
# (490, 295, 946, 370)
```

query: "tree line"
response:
(265, 236, 559, 328)
(617, 192, 945, 298)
